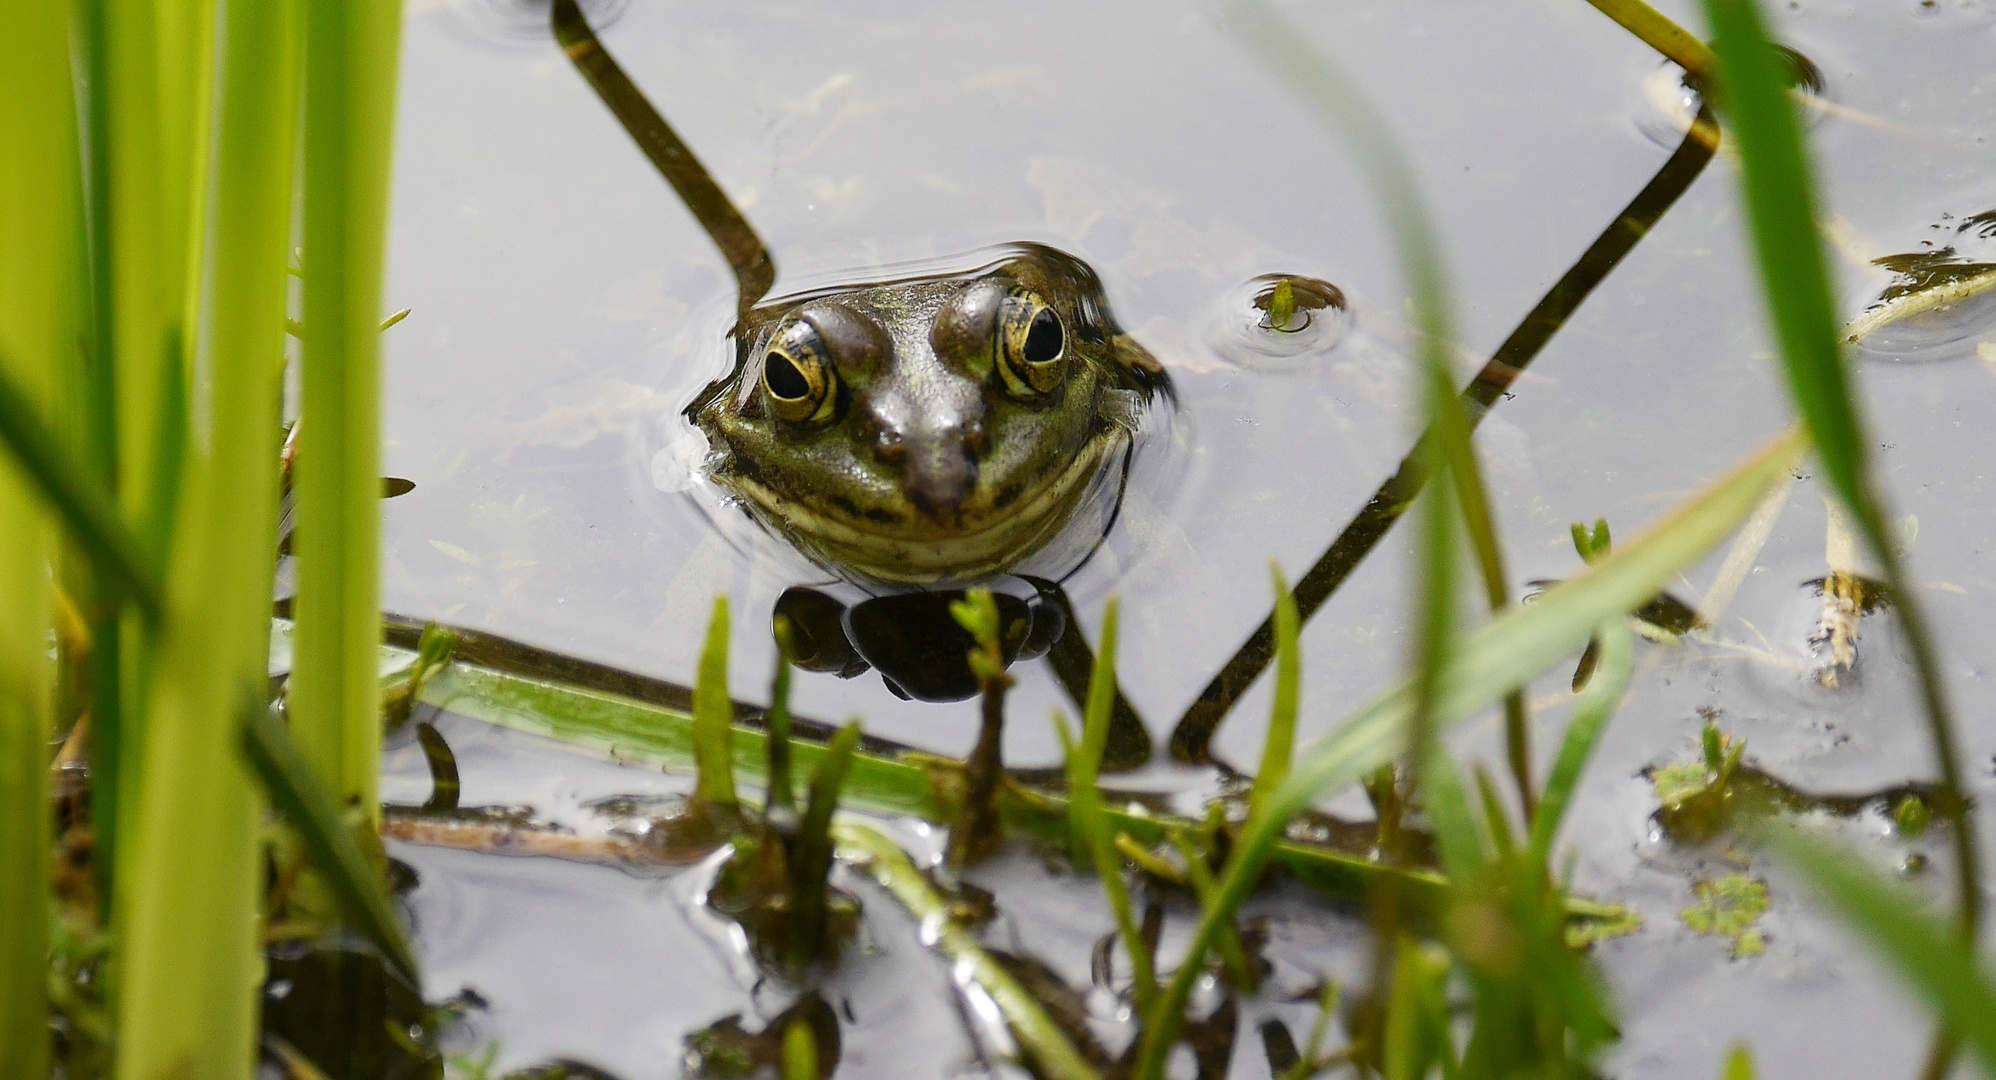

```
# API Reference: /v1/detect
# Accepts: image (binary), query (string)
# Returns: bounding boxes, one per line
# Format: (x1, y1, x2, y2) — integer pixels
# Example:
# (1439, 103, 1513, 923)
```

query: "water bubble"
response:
(441, 0, 632, 50)
(1633, 48, 1827, 149)
(1215, 273, 1351, 369)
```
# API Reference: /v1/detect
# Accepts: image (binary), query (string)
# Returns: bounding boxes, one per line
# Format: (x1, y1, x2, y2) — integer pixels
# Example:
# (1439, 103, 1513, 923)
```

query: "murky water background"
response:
(378, 0, 1996, 1075)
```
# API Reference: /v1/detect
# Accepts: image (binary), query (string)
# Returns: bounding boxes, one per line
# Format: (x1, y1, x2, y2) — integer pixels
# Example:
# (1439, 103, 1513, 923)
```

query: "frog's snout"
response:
(900, 427, 979, 525)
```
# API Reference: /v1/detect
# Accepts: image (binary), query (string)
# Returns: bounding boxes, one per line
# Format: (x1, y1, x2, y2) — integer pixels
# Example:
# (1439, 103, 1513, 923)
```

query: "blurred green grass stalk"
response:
(0, 0, 72, 1070)
(110, 0, 305, 1074)
(292, 0, 406, 818)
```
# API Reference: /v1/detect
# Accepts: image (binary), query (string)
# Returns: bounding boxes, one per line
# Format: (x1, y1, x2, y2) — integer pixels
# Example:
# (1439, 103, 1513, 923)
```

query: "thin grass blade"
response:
(790, 720, 860, 969)
(244, 698, 418, 983)
(1701, 0, 1860, 514)
(1248, 571, 1300, 823)
(1527, 620, 1635, 864)
(0, 362, 162, 620)
(1136, 425, 1804, 1078)
(692, 596, 738, 811)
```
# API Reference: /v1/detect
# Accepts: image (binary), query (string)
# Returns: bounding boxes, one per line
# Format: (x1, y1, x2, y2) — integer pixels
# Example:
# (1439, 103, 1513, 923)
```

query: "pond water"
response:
(376, 0, 1996, 1076)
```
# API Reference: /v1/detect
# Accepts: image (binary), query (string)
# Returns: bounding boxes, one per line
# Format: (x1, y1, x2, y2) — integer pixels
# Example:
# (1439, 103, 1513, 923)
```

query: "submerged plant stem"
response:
(835, 822, 1103, 1080)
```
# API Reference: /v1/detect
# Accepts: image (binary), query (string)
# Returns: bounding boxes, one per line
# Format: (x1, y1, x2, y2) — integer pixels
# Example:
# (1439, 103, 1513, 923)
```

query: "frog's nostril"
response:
(875, 429, 906, 464)
(962, 418, 988, 457)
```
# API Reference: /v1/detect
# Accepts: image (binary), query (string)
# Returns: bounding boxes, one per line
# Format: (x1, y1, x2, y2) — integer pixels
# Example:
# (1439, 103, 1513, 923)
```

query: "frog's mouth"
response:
(715, 426, 1130, 588)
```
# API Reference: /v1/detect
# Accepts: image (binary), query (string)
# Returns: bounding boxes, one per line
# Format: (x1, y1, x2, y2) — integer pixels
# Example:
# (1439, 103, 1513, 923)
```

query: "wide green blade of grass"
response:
(0, 0, 74, 1067)
(112, 0, 304, 1073)
(292, 0, 406, 819)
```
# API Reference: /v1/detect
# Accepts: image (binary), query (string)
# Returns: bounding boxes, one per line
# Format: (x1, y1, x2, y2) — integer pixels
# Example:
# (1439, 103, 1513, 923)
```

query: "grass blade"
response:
(1136, 425, 1804, 1077)
(1762, 824, 1996, 1074)
(1248, 571, 1300, 824)
(693, 596, 738, 811)
(789, 720, 860, 970)
(0, 361, 163, 621)
(1527, 620, 1635, 865)
(767, 617, 798, 813)
(1702, 0, 1857, 513)
(292, 0, 405, 819)
(112, 0, 303, 1070)
(1061, 599, 1156, 1008)
(244, 697, 418, 984)
(1069, 598, 1120, 859)
(0, 0, 72, 1063)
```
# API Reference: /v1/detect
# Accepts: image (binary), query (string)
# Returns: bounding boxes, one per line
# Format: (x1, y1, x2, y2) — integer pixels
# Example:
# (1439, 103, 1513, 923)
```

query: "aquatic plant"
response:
(0, 0, 408, 1072)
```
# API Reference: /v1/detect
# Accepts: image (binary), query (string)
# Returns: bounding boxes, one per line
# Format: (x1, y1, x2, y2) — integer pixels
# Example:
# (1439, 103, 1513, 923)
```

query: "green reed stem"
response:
(112, 0, 302, 1073)
(1582, 0, 1718, 81)
(0, 0, 73, 1066)
(293, 0, 405, 818)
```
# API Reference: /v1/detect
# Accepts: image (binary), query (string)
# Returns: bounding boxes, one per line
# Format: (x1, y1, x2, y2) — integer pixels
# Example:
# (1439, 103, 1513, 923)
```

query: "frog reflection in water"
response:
(551, 0, 1159, 764)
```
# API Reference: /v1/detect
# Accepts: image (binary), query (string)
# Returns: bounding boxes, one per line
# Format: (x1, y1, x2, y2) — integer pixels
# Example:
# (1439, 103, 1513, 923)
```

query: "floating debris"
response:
(1807, 496, 1892, 688)
(1847, 215, 1996, 364)
(1682, 875, 1769, 959)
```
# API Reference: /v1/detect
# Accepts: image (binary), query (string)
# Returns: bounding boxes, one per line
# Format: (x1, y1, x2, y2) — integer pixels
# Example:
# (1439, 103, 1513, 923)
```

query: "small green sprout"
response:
(1570, 518, 1612, 564)
(1654, 720, 1746, 842)
(1895, 794, 1930, 836)
(1268, 277, 1299, 330)
(947, 588, 1011, 688)
(1682, 875, 1769, 958)
(384, 621, 457, 729)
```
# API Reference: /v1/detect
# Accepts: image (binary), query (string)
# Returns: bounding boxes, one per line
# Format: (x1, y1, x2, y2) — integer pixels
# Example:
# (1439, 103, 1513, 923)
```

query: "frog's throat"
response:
(721, 428, 1129, 587)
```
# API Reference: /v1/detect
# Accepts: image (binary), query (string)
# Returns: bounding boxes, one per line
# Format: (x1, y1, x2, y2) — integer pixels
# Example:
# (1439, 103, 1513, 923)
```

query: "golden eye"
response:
(994, 291, 1066, 399)
(762, 320, 839, 426)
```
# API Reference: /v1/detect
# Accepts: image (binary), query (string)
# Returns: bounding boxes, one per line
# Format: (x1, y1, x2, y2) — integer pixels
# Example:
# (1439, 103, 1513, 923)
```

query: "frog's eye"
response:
(762, 321, 840, 426)
(995, 291, 1066, 399)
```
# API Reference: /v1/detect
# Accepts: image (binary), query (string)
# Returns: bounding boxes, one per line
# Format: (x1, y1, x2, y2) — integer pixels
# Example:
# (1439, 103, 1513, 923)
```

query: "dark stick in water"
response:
(1169, 104, 1722, 763)
(550, 0, 775, 313)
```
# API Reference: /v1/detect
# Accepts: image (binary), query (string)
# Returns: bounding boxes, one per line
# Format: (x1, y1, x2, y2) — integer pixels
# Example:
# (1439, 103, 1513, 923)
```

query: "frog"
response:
(688, 244, 1170, 589)
(549, 0, 1159, 766)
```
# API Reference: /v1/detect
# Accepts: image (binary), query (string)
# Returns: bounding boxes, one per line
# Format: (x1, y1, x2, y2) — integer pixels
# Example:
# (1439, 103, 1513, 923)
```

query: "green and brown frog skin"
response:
(687, 244, 1171, 589)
